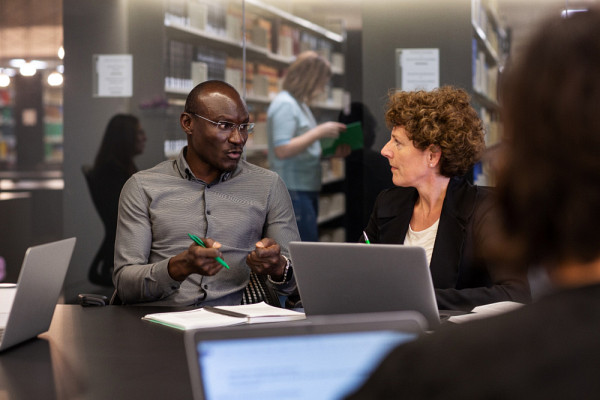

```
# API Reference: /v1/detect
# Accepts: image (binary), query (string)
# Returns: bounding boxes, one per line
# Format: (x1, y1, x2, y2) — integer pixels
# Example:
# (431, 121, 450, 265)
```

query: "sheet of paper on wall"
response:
(448, 301, 525, 324)
(321, 121, 364, 157)
(142, 302, 306, 330)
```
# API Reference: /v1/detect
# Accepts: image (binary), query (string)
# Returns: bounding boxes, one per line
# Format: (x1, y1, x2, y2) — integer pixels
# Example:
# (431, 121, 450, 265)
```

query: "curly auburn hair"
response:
(385, 86, 485, 177)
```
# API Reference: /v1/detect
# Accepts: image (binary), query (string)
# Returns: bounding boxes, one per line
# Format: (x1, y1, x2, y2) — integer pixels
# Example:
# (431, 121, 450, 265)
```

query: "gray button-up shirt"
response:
(114, 147, 300, 306)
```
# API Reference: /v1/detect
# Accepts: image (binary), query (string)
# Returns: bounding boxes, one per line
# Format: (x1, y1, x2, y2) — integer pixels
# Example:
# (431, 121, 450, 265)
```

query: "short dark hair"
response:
(495, 9, 600, 267)
(384, 86, 485, 177)
(184, 80, 241, 114)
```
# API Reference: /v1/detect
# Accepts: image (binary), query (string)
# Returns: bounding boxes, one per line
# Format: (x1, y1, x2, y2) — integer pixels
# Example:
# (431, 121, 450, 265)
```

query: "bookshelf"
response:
(471, 0, 507, 186)
(0, 88, 15, 168)
(43, 85, 64, 164)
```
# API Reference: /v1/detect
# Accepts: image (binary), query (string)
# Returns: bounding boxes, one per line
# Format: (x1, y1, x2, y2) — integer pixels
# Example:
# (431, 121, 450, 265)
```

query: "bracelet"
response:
(268, 255, 292, 284)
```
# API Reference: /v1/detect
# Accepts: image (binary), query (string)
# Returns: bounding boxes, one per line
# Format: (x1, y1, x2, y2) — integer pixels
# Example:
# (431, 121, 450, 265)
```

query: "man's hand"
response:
(246, 238, 286, 279)
(167, 237, 225, 281)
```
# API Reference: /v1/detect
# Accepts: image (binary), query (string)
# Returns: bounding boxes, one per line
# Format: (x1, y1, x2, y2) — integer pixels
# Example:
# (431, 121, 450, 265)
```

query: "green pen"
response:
(363, 231, 371, 244)
(187, 233, 230, 269)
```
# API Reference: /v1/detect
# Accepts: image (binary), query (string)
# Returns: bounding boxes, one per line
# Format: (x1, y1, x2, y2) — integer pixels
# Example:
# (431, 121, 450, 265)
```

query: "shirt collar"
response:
(175, 146, 234, 185)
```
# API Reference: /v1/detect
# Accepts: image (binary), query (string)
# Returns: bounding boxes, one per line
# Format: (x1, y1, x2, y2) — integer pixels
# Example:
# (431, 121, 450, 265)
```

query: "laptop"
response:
(0, 237, 76, 352)
(184, 311, 425, 400)
(289, 241, 440, 329)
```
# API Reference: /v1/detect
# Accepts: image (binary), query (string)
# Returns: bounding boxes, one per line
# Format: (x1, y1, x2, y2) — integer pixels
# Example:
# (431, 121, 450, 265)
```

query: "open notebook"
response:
(184, 311, 426, 400)
(143, 302, 305, 330)
(0, 238, 76, 352)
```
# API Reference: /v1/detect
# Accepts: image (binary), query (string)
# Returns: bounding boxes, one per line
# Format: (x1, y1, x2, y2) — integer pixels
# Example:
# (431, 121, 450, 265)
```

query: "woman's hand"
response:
(316, 122, 346, 139)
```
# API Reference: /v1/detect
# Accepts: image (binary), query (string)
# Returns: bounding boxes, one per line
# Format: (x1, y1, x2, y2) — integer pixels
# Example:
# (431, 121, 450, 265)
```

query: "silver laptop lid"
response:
(0, 237, 76, 351)
(185, 311, 425, 400)
(289, 241, 440, 329)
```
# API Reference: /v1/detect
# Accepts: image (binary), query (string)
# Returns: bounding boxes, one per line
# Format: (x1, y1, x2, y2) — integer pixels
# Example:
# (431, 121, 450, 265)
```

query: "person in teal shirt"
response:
(267, 51, 347, 241)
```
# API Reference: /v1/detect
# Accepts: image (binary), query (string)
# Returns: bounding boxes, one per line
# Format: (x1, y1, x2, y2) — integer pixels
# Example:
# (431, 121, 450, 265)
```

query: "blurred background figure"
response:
(338, 101, 393, 242)
(83, 114, 146, 287)
(267, 50, 347, 242)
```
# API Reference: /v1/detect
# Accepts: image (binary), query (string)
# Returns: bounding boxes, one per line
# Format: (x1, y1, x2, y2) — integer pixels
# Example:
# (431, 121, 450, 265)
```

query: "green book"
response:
(321, 121, 364, 157)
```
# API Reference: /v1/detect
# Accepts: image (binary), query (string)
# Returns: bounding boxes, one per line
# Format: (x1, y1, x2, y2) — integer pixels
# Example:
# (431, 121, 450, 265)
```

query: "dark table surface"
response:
(0, 304, 193, 400)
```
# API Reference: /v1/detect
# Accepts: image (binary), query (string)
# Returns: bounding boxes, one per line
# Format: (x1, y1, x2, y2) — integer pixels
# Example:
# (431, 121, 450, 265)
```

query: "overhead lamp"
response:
(0, 70, 10, 87)
(58, 46, 65, 60)
(47, 71, 63, 87)
(19, 61, 37, 77)
(561, 8, 588, 18)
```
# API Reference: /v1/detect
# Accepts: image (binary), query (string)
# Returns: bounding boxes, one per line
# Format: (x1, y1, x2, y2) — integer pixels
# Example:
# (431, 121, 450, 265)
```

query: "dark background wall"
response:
(63, 0, 131, 301)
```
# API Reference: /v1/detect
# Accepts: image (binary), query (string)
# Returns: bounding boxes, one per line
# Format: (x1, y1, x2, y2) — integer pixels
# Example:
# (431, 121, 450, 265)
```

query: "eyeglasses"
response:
(189, 112, 255, 134)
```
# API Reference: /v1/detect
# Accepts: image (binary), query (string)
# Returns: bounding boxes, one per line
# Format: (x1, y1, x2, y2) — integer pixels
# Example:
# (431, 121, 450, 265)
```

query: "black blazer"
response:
(364, 176, 531, 311)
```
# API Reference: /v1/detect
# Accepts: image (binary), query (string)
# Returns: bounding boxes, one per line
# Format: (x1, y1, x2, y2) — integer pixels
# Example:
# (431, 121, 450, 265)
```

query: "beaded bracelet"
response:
(268, 255, 292, 284)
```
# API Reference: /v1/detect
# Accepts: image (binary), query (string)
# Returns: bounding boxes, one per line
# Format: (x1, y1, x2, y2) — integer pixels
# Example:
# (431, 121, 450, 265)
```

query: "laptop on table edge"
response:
(0, 237, 76, 352)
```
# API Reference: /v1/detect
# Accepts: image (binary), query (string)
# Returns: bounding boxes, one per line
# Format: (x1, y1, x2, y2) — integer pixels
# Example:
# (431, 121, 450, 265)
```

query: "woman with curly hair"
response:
(363, 86, 530, 311)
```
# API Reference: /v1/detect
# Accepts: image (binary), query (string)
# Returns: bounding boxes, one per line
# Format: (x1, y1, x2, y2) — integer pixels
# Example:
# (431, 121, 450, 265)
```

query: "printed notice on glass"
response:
(93, 54, 133, 97)
(396, 49, 439, 91)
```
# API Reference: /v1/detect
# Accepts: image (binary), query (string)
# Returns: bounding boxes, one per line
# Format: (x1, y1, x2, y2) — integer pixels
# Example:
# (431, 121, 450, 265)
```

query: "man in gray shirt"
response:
(114, 80, 300, 306)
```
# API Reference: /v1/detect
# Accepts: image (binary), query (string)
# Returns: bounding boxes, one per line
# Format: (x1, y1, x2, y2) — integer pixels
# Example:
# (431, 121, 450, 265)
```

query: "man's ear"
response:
(180, 112, 193, 135)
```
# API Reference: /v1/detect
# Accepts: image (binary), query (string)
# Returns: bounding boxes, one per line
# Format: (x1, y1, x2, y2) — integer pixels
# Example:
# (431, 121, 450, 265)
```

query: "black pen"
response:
(204, 306, 247, 318)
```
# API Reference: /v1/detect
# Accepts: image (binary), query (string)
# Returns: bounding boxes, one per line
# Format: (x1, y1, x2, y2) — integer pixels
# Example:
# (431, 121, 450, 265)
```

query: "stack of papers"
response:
(142, 301, 306, 330)
(448, 301, 524, 324)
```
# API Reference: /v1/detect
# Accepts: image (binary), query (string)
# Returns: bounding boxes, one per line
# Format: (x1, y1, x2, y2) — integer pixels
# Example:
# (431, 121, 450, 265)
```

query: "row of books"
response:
(479, 107, 502, 148)
(164, 39, 279, 96)
(164, 38, 344, 108)
(278, 24, 338, 65)
(472, 0, 504, 56)
(472, 38, 499, 103)
(165, 0, 342, 66)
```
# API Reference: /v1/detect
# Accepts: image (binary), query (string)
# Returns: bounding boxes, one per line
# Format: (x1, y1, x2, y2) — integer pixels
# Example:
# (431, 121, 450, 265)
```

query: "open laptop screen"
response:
(195, 330, 416, 400)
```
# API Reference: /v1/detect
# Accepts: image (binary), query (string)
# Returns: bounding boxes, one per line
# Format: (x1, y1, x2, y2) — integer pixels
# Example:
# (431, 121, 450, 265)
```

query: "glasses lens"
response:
(240, 123, 255, 134)
(216, 121, 236, 131)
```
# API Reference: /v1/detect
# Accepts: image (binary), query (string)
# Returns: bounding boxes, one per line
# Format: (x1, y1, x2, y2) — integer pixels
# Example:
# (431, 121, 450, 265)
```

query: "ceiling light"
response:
(58, 46, 65, 60)
(0, 71, 10, 88)
(20, 62, 37, 77)
(47, 71, 63, 86)
(561, 8, 588, 18)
